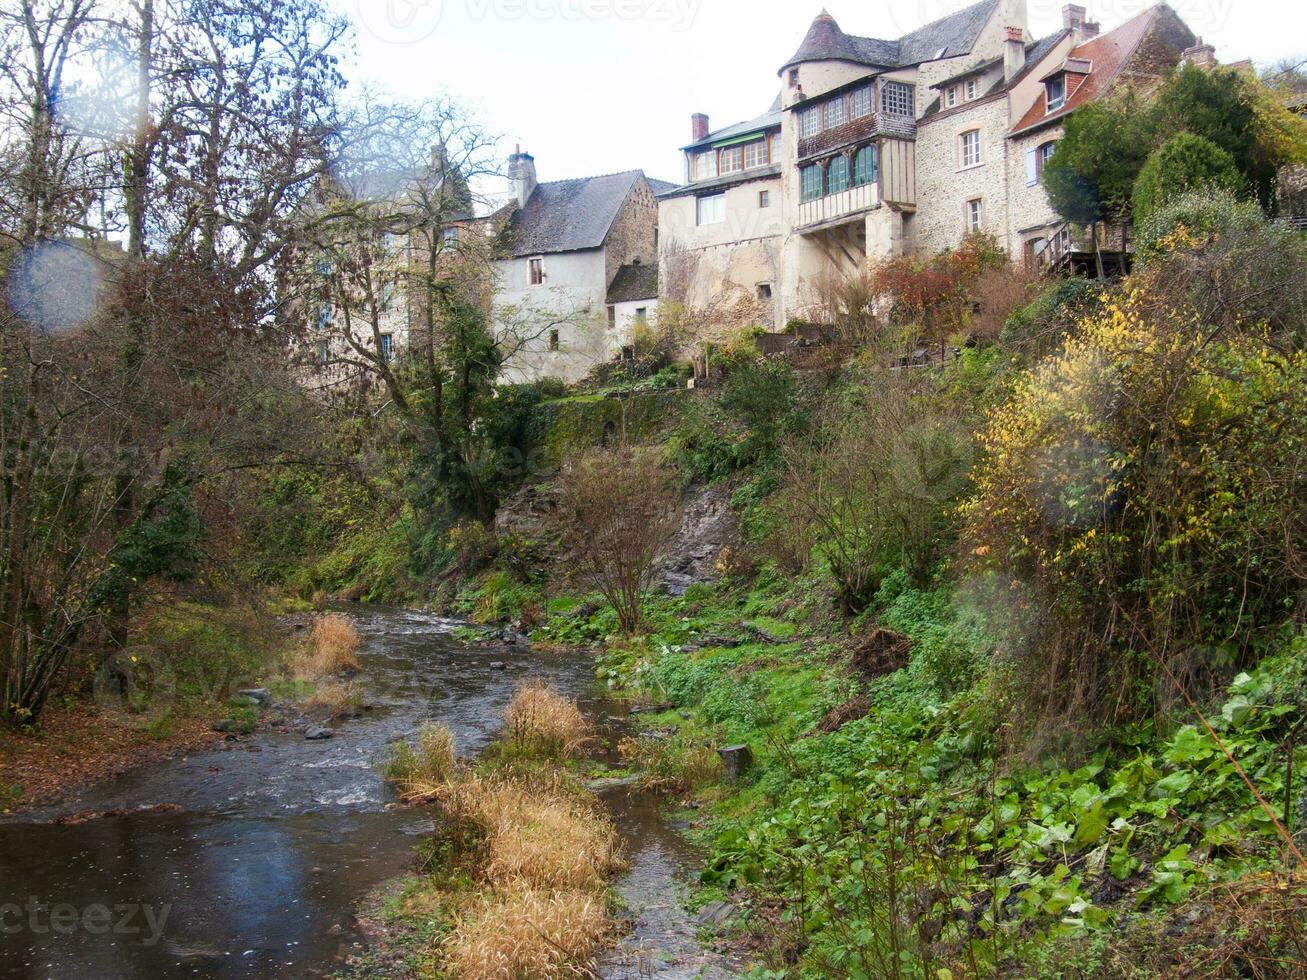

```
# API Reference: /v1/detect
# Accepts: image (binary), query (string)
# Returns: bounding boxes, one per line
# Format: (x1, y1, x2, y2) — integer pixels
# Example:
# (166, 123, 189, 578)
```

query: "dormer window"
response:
(1046, 74, 1067, 112)
(720, 145, 743, 175)
(965, 78, 978, 100)
(945, 86, 958, 108)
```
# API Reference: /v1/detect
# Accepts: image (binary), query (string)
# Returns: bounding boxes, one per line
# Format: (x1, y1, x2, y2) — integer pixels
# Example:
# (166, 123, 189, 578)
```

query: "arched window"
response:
(852, 145, 878, 186)
(826, 154, 849, 194)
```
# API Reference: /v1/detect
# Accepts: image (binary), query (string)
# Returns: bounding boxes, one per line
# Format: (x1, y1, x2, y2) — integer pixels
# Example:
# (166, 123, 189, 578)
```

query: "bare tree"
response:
(556, 446, 680, 635)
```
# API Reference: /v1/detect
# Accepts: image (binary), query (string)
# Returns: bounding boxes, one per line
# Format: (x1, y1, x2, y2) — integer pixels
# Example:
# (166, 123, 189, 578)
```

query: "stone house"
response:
(658, 1, 1200, 326)
(494, 150, 674, 382)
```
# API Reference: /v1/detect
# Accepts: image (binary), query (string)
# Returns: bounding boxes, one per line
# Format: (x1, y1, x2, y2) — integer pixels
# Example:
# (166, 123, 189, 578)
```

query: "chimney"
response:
(691, 113, 710, 142)
(1062, 4, 1086, 32)
(1182, 37, 1217, 69)
(1080, 17, 1100, 39)
(507, 144, 536, 208)
(430, 142, 447, 176)
(1004, 26, 1026, 81)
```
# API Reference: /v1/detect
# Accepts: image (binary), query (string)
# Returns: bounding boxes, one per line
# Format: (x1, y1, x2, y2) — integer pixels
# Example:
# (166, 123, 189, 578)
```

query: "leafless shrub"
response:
(555, 446, 680, 635)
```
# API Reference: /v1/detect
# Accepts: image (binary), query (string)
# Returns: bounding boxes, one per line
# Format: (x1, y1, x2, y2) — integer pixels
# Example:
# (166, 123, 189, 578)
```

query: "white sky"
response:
(338, 0, 1307, 190)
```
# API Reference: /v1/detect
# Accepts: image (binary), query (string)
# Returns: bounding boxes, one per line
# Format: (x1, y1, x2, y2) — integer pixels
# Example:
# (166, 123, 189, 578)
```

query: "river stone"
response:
(212, 719, 239, 733)
(304, 726, 334, 741)
(238, 688, 271, 706)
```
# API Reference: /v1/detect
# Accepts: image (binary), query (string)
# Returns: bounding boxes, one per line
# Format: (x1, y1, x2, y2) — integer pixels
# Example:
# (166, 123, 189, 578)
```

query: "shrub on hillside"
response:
(1136, 189, 1307, 348)
(963, 288, 1307, 725)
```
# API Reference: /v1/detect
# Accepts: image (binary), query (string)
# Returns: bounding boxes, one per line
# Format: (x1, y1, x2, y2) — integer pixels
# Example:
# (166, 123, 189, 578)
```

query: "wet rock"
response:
(585, 774, 641, 793)
(695, 900, 738, 928)
(628, 703, 673, 715)
(489, 661, 507, 671)
(304, 727, 334, 741)
(212, 718, 239, 733)
(717, 744, 753, 782)
(238, 688, 271, 707)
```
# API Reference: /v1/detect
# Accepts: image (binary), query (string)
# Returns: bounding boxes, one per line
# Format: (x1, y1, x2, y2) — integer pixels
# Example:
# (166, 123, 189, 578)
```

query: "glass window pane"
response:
(852, 145, 878, 185)
(827, 155, 849, 193)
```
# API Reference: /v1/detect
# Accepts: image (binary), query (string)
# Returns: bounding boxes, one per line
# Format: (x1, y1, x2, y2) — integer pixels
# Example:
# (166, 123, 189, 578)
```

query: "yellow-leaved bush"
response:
(962, 286, 1306, 725)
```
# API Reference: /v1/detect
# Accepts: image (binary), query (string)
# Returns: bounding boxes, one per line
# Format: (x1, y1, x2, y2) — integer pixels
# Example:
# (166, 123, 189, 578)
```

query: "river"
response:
(0, 607, 731, 979)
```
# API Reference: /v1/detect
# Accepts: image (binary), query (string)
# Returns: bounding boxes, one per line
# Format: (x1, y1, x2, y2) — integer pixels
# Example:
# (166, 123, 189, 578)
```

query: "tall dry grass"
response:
(434, 775, 623, 891)
(503, 680, 589, 759)
(445, 887, 611, 979)
(297, 614, 361, 678)
(381, 722, 458, 787)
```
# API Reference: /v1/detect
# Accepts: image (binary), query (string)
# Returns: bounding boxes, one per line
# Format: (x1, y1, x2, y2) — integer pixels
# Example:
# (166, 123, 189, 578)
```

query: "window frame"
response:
(850, 85, 873, 119)
(799, 105, 822, 139)
(696, 192, 726, 226)
(965, 78, 978, 100)
(826, 154, 850, 194)
(881, 80, 915, 117)
(528, 256, 544, 285)
(966, 198, 983, 233)
(800, 163, 824, 202)
(379, 333, 395, 363)
(824, 95, 848, 129)
(719, 144, 744, 175)
(1046, 74, 1067, 112)
(758, 189, 771, 208)
(959, 129, 982, 168)
(852, 144, 878, 186)
(945, 86, 957, 108)
(743, 139, 768, 169)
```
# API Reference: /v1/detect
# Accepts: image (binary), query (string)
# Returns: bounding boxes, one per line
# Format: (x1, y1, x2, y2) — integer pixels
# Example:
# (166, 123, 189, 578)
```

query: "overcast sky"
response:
(336, 0, 1307, 190)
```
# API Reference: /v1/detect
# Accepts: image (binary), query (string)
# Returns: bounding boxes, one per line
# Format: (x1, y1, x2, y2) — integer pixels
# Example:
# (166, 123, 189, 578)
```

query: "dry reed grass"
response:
(297, 614, 361, 678)
(433, 775, 623, 891)
(444, 886, 611, 979)
(503, 680, 589, 759)
(381, 722, 458, 787)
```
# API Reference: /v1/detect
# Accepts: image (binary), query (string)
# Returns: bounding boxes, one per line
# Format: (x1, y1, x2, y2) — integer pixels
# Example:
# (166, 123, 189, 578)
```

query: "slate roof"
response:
(1009, 4, 1193, 136)
(659, 164, 782, 200)
(684, 108, 783, 151)
(504, 171, 642, 258)
(607, 261, 658, 303)
(780, 0, 1000, 74)
(918, 31, 1067, 121)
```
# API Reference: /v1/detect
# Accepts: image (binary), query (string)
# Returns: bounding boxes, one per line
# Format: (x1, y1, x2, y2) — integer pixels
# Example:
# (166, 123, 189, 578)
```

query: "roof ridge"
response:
(534, 169, 643, 188)
(898, 0, 998, 41)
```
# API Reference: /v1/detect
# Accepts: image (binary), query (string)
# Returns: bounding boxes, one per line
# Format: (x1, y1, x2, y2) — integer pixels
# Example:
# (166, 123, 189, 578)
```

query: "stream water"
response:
(0, 608, 732, 979)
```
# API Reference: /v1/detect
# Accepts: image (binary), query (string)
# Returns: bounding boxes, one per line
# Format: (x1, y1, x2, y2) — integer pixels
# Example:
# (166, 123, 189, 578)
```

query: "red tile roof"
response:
(1009, 5, 1161, 136)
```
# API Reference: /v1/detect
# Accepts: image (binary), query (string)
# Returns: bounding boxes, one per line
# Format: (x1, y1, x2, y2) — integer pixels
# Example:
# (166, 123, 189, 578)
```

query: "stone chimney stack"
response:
(1004, 27, 1026, 81)
(508, 144, 537, 208)
(1182, 38, 1217, 68)
(691, 113, 710, 142)
(430, 142, 447, 177)
(1062, 3, 1086, 32)
(1080, 17, 1100, 39)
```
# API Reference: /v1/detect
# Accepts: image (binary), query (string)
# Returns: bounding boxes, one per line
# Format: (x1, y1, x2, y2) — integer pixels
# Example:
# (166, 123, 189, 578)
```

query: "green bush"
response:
(1132, 132, 1245, 226)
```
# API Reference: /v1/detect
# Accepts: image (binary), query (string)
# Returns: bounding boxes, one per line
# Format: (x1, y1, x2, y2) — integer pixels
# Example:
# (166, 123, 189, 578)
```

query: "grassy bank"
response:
(532, 579, 1307, 978)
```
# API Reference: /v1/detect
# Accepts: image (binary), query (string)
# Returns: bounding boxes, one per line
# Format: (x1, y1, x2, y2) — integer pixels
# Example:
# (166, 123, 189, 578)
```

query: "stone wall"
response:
(915, 95, 1012, 253)
(605, 178, 660, 287)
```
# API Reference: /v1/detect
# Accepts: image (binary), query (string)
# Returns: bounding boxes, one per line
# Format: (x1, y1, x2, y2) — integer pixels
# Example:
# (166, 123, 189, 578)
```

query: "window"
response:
(607, 305, 616, 329)
(759, 189, 771, 208)
(945, 86, 958, 108)
(1040, 140, 1057, 171)
(799, 105, 822, 139)
(378, 280, 395, 312)
(529, 257, 544, 285)
(826, 154, 850, 194)
(852, 145, 878, 186)
(442, 226, 460, 244)
(851, 85, 873, 118)
(800, 163, 824, 202)
(548, 329, 560, 351)
(1026, 140, 1058, 185)
(966, 198, 983, 233)
(965, 78, 977, 100)
(379, 333, 394, 363)
(317, 302, 332, 329)
(719, 145, 743, 174)
(881, 81, 914, 117)
(788, 67, 799, 88)
(696, 150, 718, 180)
(744, 139, 768, 169)
(770, 132, 782, 161)
(317, 340, 329, 365)
(1046, 74, 1066, 112)
(757, 283, 773, 300)
(634, 307, 647, 323)
(959, 129, 981, 168)
(696, 193, 725, 225)
(825, 95, 848, 129)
